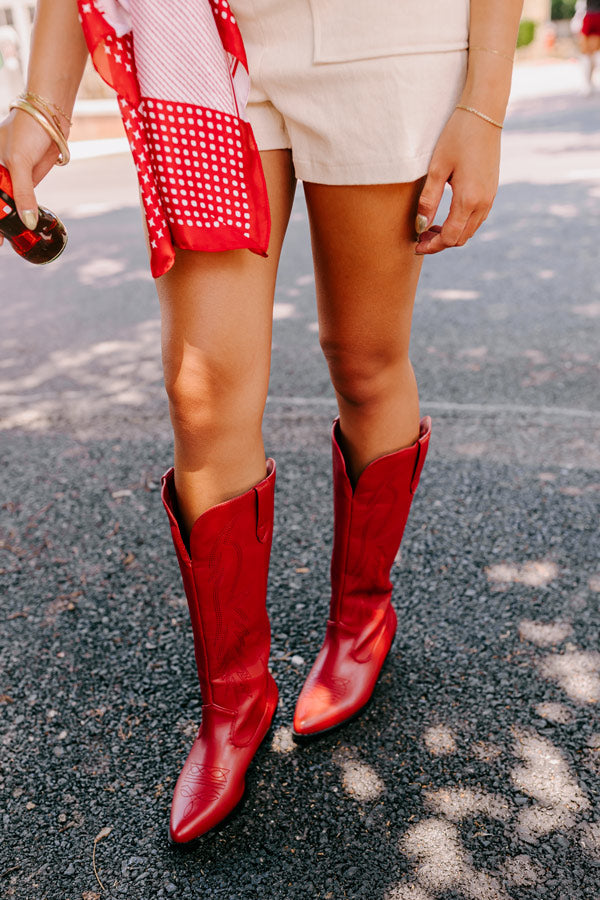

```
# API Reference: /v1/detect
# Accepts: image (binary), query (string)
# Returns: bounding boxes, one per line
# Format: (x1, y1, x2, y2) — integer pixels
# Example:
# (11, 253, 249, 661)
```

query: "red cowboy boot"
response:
(292, 418, 431, 740)
(161, 461, 278, 843)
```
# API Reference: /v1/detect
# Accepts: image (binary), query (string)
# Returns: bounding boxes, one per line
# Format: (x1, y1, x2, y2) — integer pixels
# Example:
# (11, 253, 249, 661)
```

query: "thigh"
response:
(588, 34, 600, 53)
(303, 179, 424, 358)
(155, 149, 296, 405)
(580, 32, 600, 53)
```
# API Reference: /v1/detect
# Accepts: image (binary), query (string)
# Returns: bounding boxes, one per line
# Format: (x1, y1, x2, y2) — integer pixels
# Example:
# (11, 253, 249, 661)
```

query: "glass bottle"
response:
(0, 164, 67, 264)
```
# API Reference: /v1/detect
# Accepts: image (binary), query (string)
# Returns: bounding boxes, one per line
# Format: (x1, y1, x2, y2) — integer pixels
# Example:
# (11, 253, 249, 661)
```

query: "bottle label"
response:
(0, 165, 14, 196)
(0, 202, 13, 221)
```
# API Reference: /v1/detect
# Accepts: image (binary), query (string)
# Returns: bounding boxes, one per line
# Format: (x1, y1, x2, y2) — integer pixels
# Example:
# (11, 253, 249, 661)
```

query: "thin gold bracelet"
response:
(20, 90, 73, 128)
(469, 45, 515, 64)
(455, 104, 504, 130)
(9, 98, 70, 166)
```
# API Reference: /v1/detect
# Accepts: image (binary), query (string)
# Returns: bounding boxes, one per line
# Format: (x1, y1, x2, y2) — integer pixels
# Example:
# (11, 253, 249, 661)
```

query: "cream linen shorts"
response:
(229, 0, 470, 184)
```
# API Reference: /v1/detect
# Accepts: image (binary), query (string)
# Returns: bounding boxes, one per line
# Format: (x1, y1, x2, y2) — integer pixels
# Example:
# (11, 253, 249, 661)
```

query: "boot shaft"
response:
(330, 419, 431, 625)
(161, 461, 276, 711)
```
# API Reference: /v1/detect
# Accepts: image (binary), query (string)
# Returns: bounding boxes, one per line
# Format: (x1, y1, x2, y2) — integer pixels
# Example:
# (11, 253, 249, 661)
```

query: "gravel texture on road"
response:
(1, 89, 599, 899)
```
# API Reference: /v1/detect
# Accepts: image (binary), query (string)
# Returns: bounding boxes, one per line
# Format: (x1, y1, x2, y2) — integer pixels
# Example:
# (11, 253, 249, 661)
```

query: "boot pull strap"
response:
(255, 479, 272, 543)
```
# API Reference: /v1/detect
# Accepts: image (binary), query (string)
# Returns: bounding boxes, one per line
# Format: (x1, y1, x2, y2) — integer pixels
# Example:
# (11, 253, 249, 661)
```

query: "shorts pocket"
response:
(309, 0, 470, 63)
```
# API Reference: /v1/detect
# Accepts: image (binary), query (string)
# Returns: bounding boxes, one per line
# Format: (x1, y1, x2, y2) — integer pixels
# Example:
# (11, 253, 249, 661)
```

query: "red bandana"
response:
(77, 0, 270, 278)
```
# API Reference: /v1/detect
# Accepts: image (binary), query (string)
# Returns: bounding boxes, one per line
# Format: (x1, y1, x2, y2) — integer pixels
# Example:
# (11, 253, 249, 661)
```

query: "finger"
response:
(32, 154, 58, 188)
(9, 155, 39, 230)
(439, 190, 473, 247)
(456, 208, 487, 246)
(417, 203, 489, 255)
(416, 230, 452, 255)
(415, 163, 448, 236)
(417, 185, 480, 254)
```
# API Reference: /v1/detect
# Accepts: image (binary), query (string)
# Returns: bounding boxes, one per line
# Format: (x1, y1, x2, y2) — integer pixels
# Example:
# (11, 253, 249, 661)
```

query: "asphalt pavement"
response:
(1, 75, 599, 900)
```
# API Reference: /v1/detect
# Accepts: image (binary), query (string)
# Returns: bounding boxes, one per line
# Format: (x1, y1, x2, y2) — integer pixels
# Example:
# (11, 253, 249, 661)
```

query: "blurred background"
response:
(0, 1, 599, 138)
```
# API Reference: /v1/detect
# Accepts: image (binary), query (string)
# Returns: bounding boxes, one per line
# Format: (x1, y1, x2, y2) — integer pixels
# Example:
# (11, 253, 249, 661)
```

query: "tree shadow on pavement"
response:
(1, 431, 598, 900)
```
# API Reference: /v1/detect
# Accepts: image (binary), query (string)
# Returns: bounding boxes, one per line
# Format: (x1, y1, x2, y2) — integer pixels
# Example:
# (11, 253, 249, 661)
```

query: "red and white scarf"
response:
(77, 0, 270, 277)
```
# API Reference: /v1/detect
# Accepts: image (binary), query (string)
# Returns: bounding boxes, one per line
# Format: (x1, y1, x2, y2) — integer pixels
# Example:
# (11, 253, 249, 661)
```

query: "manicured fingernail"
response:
(21, 209, 38, 230)
(415, 214, 429, 235)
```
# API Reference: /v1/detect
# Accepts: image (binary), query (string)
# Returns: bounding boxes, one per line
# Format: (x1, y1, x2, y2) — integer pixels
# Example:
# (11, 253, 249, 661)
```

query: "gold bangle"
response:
(469, 45, 515, 64)
(20, 90, 73, 128)
(9, 98, 70, 166)
(455, 104, 503, 130)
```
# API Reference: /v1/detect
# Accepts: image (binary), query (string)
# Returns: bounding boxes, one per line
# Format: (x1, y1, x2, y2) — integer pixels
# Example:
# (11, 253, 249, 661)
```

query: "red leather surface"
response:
(161, 461, 277, 842)
(293, 419, 431, 737)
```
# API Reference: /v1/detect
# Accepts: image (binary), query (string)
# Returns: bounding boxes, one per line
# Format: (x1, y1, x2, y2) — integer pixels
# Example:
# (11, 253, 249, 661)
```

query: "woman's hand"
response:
(414, 107, 502, 255)
(0, 107, 63, 244)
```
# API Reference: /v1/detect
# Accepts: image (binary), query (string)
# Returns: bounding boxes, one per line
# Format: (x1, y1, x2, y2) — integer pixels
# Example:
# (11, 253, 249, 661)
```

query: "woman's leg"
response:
(155, 150, 295, 843)
(303, 179, 424, 486)
(580, 34, 600, 93)
(292, 179, 431, 740)
(155, 149, 297, 534)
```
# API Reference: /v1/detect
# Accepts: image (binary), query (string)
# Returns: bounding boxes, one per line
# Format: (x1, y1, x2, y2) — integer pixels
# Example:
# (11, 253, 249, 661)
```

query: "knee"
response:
(320, 337, 409, 407)
(163, 351, 264, 438)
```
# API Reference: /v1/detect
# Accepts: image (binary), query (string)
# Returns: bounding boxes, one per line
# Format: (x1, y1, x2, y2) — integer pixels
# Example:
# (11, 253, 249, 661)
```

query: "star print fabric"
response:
(77, 0, 271, 278)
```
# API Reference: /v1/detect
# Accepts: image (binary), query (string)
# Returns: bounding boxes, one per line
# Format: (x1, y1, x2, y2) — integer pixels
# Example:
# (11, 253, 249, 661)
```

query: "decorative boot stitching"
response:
(179, 763, 230, 818)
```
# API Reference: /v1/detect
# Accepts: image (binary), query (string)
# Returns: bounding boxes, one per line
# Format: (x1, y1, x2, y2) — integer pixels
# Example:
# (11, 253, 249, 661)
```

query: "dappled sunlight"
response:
(511, 727, 590, 840)
(386, 884, 434, 900)
(500, 129, 600, 186)
(0, 318, 163, 436)
(534, 702, 573, 724)
(78, 256, 127, 285)
(486, 560, 559, 588)
(273, 302, 297, 320)
(547, 204, 578, 219)
(580, 822, 600, 859)
(573, 302, 600, 318)
(518, 619, 573, 647)
(457, 346, 488, 360)
(497, 854, 545, 887)
(470, 741, 503, 762)
(429, 289, 481, 302)
(383, 603, 600, 899)
(424, 787, 510, 823)
(539, 650, 600, 704)
(401, 818, 511, 900)
(422, 724, 457, 757)
(334, 747, 385, 803)
(523, 348, 549, 365)
(454, 441, 491, 458)
(76, 257, 153, 288)
(271, 725, 296, 755)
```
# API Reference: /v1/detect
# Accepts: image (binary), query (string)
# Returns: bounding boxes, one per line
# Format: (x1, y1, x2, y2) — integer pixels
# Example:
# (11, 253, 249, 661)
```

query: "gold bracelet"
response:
(469, 45, 515, 64)
(455, 104, 503, 130)
(9, 98, 70, 166)
(20, 90, 73, 128)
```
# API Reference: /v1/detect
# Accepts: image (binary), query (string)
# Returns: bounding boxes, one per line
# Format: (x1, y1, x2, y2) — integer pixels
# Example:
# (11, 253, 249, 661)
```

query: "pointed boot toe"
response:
(169, 752, 244, 844)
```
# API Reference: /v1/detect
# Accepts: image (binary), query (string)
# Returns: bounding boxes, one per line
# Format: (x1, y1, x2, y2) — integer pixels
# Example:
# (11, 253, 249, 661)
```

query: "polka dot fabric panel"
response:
(78, 0, 270, 277)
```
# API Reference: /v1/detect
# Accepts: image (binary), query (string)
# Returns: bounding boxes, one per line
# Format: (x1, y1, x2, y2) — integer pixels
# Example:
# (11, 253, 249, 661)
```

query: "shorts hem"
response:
(291, 152, 432, 185)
